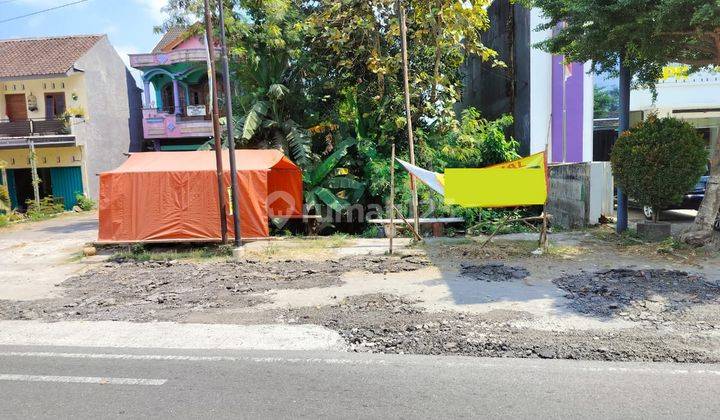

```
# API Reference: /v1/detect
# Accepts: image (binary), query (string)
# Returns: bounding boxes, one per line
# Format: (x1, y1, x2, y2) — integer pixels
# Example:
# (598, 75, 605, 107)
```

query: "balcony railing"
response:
(142, 107, 214, 139)
(129, 48, 222, 68)
(0, 118, 68, 138)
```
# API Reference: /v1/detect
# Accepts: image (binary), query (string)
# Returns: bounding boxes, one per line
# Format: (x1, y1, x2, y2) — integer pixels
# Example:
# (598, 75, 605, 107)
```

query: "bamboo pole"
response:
(397, 1, 420, 237)
(389, 144, 396, 254)
(203, 0, 228, 244)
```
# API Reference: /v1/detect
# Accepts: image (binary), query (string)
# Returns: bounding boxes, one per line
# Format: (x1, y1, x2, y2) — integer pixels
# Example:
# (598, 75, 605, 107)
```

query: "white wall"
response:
(631, 70, 720, 114)
(529, 8, 553, 158)
(583, 61, 594, 162)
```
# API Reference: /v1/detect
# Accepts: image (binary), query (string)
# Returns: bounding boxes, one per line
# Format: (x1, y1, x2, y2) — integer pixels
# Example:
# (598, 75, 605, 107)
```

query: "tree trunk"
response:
(682, 130, 720, 246)
(681, 40, 720, 247)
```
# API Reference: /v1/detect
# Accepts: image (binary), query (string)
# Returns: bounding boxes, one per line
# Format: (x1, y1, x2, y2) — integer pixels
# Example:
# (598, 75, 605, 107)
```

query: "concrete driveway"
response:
(0, 212, 98, 301)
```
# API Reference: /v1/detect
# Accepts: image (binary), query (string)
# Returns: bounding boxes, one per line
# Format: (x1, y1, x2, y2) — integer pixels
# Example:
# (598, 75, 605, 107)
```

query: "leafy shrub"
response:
(26, 196, 65, 221)
(610, 116, 708, 222)
(0, 185, 10, 213)
(75, 193, 95, 211)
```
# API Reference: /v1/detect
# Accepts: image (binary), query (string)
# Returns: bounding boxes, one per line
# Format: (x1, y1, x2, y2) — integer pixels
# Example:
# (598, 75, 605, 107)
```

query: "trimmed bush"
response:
(610, 116, 707, 222)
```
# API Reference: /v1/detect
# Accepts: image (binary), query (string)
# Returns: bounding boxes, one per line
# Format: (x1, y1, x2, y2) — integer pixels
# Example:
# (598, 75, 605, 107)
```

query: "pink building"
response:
(129, 26, 222, 151)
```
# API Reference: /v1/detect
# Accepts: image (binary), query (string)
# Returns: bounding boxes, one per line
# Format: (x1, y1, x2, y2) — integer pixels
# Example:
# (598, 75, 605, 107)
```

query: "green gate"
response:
(50, 166, 84, 210)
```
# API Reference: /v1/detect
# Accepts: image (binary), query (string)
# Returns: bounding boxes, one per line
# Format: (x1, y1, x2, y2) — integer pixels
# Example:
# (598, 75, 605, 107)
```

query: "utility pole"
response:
(397, 1, 420, 236)
(616, 54, 631, 233)
(203, 0, 228, 244)
(218, 0, 242, 248)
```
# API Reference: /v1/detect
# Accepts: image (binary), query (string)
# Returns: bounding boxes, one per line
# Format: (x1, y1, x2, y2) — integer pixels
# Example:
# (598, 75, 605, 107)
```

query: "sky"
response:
(0, 0, 168, 83)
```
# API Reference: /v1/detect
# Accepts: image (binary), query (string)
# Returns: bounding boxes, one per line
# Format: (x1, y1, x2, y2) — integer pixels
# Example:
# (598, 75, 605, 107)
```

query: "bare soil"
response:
(0, 255, 429, 322)
(2, 233, 720, 363)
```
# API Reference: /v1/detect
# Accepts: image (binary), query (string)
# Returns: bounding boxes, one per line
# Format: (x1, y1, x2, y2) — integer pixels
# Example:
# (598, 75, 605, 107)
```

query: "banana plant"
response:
(0, 185, 11, 213)
(239, 88, 312, 168)
(304, 138, 365, 213)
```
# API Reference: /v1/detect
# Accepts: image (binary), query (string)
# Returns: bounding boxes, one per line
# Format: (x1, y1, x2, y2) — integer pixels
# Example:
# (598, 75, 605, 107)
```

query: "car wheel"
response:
(643, 206, 654, 220)
(714, 212, 720, 232)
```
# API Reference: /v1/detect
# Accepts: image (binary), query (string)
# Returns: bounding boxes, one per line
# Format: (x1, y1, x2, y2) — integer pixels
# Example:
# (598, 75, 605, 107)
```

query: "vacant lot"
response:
(2, 229, 720, 363)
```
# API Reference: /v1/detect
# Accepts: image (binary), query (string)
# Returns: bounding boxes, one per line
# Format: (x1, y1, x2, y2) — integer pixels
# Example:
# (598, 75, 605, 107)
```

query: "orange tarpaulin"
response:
(98, 150, 303, 243)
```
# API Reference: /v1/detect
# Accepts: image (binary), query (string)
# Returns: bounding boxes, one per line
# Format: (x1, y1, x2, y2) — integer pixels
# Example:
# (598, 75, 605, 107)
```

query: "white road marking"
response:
(0, 374, 166, 386)
(2, 351, 720, 376)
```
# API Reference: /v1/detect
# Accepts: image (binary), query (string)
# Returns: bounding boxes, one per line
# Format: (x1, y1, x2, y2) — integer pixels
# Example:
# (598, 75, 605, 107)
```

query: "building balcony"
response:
(0, 118, 76, 149)
(129, 48, 221, 68)
(142, 107, 214, 140)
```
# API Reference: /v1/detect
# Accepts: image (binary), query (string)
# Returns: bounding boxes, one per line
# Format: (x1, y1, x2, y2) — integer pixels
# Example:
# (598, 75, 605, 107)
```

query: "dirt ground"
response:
(2, 228, 720, 363)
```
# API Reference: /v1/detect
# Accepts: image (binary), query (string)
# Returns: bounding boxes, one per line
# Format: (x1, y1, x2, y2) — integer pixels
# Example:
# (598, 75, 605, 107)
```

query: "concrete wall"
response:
(546, 162, 613, 229)
(74, 36, 143, 198)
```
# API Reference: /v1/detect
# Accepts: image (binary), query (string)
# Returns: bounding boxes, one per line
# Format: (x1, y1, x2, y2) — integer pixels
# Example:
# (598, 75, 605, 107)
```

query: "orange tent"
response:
(98, 150, 303, 243)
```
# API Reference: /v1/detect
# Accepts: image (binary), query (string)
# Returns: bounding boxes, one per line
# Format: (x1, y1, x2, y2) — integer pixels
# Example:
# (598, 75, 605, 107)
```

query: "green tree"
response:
(593, 86, 619, 119)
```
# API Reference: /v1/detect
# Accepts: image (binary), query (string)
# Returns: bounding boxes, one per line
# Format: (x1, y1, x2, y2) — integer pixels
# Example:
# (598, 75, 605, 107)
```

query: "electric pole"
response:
(203, 0, 228, 244)
(218, 0, 242, 247)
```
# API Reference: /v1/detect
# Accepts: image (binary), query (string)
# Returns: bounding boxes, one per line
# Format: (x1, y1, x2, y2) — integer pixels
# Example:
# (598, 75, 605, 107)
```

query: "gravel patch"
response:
(283, 293, 720, 363)
(553, 268, 720, 326)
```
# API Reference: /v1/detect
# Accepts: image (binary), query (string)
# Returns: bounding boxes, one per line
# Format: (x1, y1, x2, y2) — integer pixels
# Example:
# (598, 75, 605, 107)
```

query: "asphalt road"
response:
(1, 346, 719, 419)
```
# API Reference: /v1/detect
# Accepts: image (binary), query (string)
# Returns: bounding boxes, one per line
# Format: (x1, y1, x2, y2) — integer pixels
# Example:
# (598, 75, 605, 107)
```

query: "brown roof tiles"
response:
(0, 35, 103, 79)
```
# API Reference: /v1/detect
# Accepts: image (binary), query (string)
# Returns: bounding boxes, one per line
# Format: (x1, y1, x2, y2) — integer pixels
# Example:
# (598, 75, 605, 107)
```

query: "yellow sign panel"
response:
(444, 167, 548, 208)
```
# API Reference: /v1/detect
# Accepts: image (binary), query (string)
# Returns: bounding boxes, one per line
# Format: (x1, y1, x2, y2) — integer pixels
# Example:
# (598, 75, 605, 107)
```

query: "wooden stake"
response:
(393, 204, 423, 241)
(389, 143, 396, 254)
(397, 1, 420, 236)
(539, 209, 549, 250)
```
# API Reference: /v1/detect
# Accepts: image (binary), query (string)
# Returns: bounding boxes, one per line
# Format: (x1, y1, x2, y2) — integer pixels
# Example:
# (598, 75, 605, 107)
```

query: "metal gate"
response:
(50, 166, 83, 210)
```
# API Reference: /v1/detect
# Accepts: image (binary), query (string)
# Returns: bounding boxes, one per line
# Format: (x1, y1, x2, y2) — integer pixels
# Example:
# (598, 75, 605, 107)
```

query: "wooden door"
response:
(44, 93, 66, 119)
(5, 94, 27, 122)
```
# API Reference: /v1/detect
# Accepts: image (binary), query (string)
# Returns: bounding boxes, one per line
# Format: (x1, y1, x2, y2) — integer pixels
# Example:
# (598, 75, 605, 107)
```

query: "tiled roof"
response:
(0, 35, 103, 79)
(152, 27, 188, 53)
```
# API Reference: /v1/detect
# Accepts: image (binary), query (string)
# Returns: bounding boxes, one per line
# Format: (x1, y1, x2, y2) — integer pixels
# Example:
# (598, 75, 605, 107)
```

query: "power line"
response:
(0, 0, 22, 6)
(0, 0, 90, 24)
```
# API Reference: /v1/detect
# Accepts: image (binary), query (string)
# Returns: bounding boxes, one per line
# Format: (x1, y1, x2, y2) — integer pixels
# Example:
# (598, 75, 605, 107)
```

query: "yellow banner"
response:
(444, 168, 548, 208)
(488, 152, 546, 169)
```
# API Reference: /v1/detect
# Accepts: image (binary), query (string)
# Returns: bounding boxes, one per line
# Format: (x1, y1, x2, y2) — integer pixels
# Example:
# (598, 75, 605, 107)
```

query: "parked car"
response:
(636, 175, 708, 220)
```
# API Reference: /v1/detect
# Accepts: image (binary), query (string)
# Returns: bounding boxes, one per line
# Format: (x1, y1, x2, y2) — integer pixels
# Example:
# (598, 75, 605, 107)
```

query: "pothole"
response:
(459, 263, 529, 282)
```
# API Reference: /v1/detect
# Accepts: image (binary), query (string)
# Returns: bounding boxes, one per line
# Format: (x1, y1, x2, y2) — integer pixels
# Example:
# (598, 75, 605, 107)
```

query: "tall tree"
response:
(653, 0, 720, 246)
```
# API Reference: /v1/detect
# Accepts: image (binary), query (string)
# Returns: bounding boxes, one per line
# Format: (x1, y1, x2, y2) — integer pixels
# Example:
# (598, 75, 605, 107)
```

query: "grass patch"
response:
(111, 244, 234, 262)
